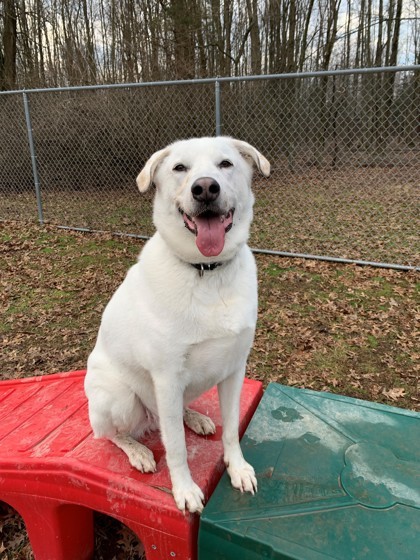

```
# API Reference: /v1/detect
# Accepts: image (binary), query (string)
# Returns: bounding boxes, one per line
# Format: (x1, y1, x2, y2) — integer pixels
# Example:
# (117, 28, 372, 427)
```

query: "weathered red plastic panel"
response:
(0, 370, 263, 560)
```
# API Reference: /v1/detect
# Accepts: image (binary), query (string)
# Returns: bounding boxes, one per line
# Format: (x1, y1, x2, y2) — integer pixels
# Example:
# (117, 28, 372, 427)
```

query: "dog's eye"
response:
(219, 160, 233, 168)
(173, 164, 187, 172)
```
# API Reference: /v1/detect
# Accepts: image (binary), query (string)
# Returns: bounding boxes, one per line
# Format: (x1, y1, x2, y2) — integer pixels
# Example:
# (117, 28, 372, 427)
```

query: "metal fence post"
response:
(215, 79, 222, 136)
(23, 92, 44, 224)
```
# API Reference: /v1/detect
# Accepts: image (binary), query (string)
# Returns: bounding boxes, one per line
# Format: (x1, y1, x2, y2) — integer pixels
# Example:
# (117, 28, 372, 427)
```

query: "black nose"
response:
(191, 177, 220, 203)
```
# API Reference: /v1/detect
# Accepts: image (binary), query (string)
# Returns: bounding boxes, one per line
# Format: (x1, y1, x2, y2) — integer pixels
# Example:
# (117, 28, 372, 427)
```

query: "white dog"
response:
(85, 136, 270, 513)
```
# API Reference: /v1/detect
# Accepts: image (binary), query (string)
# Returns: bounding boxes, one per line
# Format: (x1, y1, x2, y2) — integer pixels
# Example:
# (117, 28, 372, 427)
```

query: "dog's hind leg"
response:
(112, 434, 157, 473)
(112, 399, 158, 473)
(85, 371, 157, 473)
(184, 408, 216, 436)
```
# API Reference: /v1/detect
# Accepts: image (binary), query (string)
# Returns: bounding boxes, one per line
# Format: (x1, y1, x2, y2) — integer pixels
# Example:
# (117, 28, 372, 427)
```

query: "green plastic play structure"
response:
(199, 383, 420, 559)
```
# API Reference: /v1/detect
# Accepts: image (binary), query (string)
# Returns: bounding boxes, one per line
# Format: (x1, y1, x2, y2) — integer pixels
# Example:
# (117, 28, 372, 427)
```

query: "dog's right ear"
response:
(136, 147, 169, 192)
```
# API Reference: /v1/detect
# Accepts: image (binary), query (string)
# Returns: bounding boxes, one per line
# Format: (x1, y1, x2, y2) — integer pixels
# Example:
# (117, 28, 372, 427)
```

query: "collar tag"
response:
(191, 262, 223, 277)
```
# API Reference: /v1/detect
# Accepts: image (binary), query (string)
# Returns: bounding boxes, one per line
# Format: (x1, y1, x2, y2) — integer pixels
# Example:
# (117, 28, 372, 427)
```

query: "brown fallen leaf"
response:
(382, 387, 406, 400)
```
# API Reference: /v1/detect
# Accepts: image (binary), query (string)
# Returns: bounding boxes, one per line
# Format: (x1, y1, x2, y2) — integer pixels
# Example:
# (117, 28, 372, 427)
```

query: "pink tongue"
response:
(194, 215, 226, 257)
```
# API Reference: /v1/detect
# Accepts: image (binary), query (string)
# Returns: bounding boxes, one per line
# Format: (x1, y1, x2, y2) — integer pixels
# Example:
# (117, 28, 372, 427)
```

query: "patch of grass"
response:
(367, 334, 379, 348)
(308, 340, 355, 374)
(265, 263, 295, 277)
(0, 232, 12, 242)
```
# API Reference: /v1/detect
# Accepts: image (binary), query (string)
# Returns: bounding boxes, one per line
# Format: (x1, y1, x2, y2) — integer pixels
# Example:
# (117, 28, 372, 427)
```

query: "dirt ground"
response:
(0, 221, 419, 559)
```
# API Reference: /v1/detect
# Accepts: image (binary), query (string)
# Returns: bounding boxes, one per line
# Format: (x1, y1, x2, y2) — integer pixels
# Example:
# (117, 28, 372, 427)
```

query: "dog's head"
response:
(136, 137, 270, 263)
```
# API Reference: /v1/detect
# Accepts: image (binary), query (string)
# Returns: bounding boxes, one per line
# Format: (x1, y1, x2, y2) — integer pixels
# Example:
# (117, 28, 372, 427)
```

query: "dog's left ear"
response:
(136, 147, 170, 192)
(231, 139, 271, 177)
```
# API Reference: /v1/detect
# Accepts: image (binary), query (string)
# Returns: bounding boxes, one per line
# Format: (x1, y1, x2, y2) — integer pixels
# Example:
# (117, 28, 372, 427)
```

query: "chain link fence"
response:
(1, 66, 419, 269)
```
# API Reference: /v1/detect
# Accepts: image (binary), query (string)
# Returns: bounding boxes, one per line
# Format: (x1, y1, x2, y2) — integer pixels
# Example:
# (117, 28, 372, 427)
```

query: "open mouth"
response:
(179, 208, 235, 257)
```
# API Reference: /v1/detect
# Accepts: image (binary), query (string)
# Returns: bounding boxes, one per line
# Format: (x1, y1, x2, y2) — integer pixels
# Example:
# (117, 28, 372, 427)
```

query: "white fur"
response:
(84, 136, 270, 513)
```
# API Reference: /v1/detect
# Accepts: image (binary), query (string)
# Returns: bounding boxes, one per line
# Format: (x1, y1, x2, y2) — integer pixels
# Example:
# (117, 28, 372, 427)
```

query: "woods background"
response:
(0, 0, 419, 90)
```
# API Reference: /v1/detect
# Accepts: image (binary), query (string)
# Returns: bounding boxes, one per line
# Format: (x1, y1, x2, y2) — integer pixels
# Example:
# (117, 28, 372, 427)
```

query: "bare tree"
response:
(1, 0, 17, 90)
(298, 0, 315, 71)
(170, 0, 196, 79)
(81, 0, 97, 83)
(246, 0, 261, 74)
(0, 0, 418, 89)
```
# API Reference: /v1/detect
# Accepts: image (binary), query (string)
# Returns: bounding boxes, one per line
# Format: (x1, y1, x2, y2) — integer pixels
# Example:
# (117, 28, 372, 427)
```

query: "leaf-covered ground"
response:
(1, 221, 419, 559)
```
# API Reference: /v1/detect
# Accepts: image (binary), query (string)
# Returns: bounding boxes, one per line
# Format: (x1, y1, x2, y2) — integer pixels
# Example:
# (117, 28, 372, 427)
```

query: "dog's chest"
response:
(175, 283, 257, 394)
(182, 325, 255, 400)
(180, 284, 257, 342)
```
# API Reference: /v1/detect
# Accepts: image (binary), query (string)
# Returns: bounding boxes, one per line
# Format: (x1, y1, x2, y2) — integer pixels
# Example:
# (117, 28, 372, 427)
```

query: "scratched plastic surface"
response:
(0, 371, 263, 560)
(0, 371, 261, 491)
(199, 383, 420, 560)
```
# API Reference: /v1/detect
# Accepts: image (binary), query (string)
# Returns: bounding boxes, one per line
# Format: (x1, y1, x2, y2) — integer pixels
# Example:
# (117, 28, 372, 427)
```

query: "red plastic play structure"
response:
(0, 370, 262, 560)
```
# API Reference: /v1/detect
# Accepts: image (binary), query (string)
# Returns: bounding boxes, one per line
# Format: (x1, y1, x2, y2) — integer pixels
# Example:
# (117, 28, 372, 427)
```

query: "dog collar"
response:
(191, 262, 223, 277)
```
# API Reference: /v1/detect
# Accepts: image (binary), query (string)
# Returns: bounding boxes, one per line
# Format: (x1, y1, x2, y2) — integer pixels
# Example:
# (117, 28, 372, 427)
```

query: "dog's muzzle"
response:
(178, 177, 234, 258)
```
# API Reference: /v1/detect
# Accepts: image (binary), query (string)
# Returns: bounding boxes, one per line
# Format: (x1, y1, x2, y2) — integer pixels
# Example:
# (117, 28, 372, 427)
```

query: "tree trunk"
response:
(82, 0, 97, 83)
(171, 0, 196, 79)
(246, 0, 261, 74)
(298, 0, 315, 71)
(1, 0, 17, 90)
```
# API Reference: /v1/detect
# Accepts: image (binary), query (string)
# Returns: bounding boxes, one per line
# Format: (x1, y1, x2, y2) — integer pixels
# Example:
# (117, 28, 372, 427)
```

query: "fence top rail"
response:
(1, 65, 419, 97)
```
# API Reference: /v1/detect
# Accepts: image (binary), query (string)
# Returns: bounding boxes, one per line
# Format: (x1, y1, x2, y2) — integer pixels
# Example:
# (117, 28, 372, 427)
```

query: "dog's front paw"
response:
(184, 408, 216, 436)
(227, 460, 257, 494)
(113, 435, 157, 473)
(173, 480, 205, 514)
(128, 444, 157, 473)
